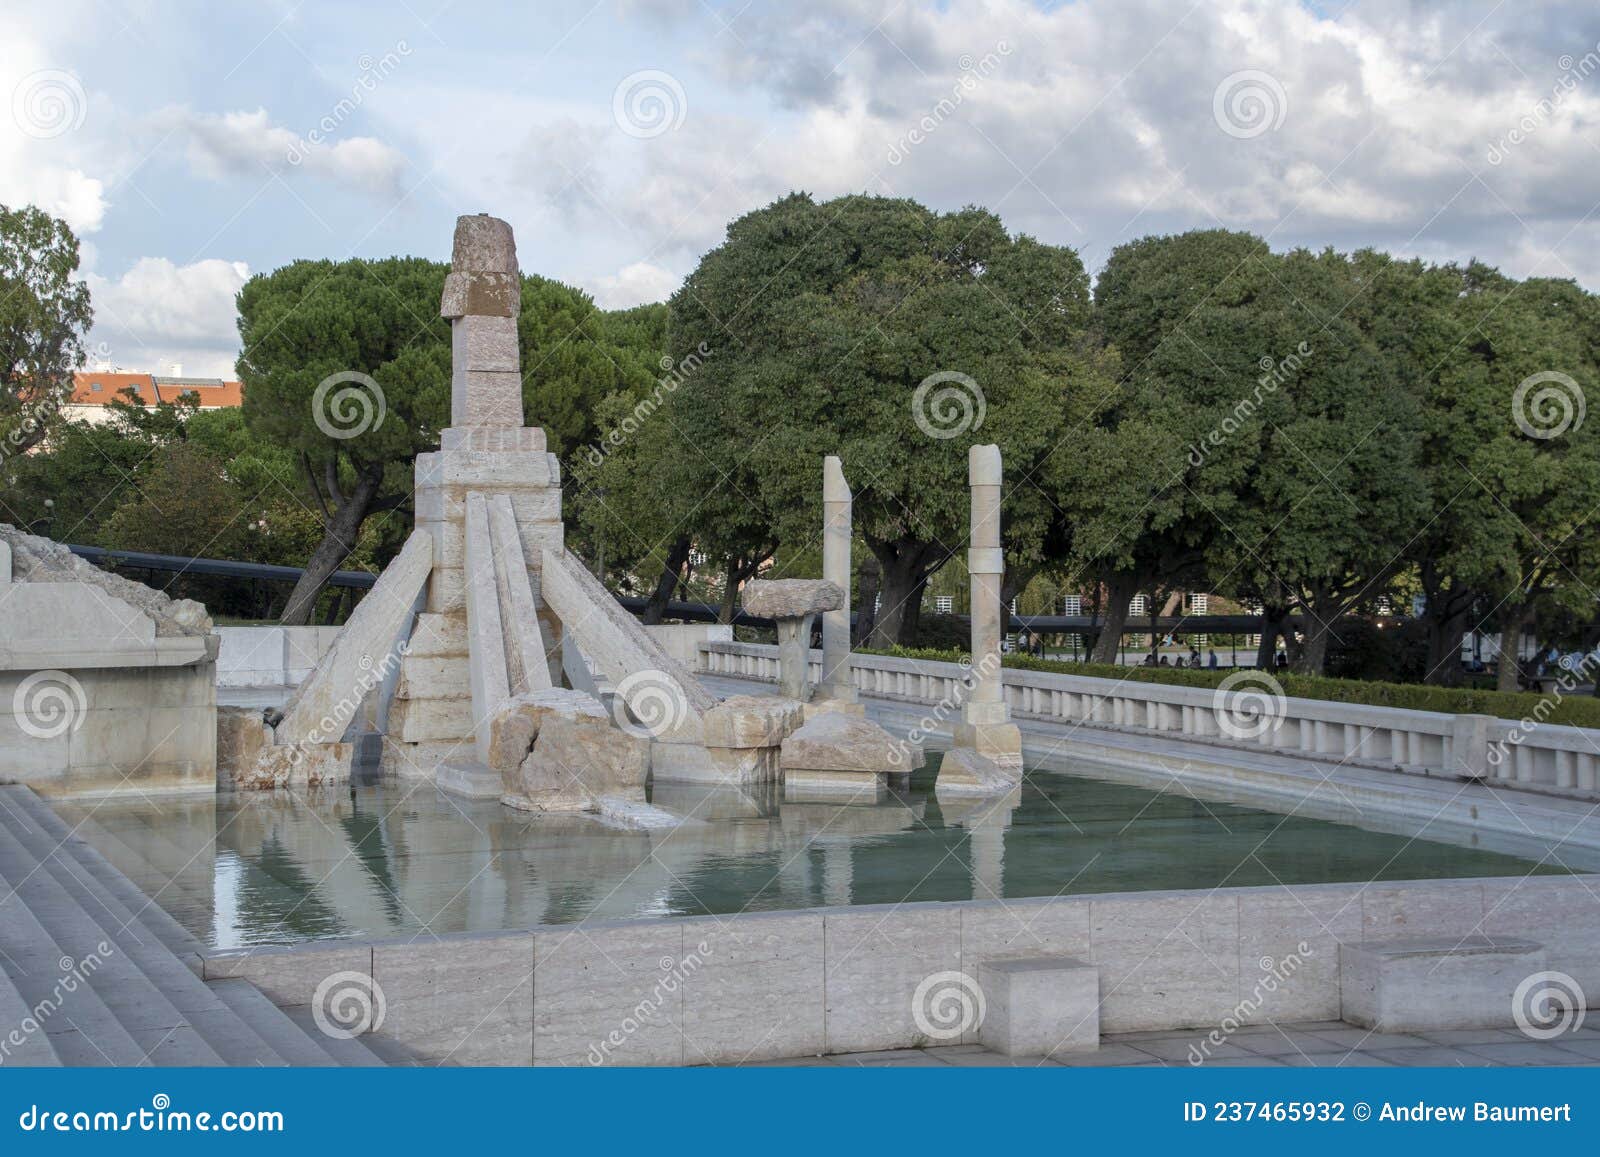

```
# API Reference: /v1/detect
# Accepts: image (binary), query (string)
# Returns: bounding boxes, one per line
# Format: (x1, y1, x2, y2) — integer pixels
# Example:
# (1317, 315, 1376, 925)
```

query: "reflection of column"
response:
(820, 456, 858, 704)
(954, 445, 1023, 770)
(822, 843, 853, 907)
(969, 825, 1005, 900)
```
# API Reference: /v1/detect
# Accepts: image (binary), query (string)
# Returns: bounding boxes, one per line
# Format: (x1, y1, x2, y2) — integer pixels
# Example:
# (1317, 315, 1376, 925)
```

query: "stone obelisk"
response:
(817, 456, 860, 709)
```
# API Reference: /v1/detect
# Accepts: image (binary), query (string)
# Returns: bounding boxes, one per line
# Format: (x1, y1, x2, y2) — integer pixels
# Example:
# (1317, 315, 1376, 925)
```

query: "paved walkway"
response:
(743, 1021, 1600, 1067)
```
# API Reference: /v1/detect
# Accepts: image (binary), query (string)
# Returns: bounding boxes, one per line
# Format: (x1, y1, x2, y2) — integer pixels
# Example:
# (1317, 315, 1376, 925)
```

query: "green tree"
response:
(1, 203, 93, 457)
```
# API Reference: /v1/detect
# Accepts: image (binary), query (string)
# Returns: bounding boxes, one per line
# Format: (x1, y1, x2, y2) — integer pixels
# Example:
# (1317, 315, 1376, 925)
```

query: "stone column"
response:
(953, 444, 1023, 771)
(819, 456, 858, 705)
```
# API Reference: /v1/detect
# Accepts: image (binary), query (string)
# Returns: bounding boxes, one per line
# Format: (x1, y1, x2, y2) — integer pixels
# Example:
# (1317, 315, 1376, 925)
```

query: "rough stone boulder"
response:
(703, 694, 804, 749)
(779, 710, 923, 775)
(216, 706, 353, 790)
(0, 523, 212, 635)
(741, 579, 844, 620)
(501, 689, 649, 813)
(934, 746, 1020, 798)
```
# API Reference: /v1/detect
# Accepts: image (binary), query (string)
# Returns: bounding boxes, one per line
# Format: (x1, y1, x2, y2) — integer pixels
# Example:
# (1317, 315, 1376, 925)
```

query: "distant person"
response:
(1159, 655, 1171, 667)
(1208, 650, 1219, 669)
(1142, 653, 1156, 667)
(1274, 648, 1288, 670)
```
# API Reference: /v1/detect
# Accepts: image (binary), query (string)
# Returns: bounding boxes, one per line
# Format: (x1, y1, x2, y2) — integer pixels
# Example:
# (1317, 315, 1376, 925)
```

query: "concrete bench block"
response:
(1340, 936, 1544, 1031)
(978, 956, 1099, 1056)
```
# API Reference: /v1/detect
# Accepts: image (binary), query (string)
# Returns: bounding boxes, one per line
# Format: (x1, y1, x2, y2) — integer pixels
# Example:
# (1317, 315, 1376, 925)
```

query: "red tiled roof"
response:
(69, 373, 243, 408)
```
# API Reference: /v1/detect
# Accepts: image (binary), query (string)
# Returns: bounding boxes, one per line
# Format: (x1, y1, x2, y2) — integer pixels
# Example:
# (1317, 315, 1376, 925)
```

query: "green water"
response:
(54, 760, 1574, 950)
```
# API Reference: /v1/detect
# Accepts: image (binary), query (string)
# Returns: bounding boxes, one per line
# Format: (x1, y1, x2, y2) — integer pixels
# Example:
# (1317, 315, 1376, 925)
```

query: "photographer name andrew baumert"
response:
(1380, 1102, 1572, 1123)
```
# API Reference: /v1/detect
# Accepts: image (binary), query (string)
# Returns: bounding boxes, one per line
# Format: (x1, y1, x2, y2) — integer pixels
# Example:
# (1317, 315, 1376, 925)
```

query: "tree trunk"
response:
(1423, 606, 1471, 686)
(280, 461, 385, 626)
(719, 567, 740, 625)
(1495, 603, 1534, 692)
(642, 535, 691, 625)
(854, 556, 881, 646)
(866, 540, 941, 650)
(1089, 571, 1138, 664)
(1293, 625, 1330, 675)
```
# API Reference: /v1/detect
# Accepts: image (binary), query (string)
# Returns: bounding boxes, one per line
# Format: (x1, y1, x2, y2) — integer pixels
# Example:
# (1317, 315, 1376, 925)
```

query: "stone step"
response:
(390, 695, 476, 743)
(396, 655, 470, 701)
(0, 803, 234, 1066)
(0, 949, 63, 1065)
(208, 978, 343, 1066)
(0, 818, 154, 1066)
(281, 1005, 386, 1067)
(407, 612, 468, 658)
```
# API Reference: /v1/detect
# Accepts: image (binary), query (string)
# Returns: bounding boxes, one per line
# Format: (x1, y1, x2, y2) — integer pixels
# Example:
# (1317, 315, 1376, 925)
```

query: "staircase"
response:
(0, 784, 392, 1067)
(382, 610, 476, 778)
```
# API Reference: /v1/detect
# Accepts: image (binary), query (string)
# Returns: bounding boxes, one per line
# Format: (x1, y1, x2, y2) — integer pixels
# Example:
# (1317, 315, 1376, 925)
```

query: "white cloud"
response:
(586, 260, 680, 308)
(0, 31, 108, 233)
(169, 107, 407, 196)
(84, 257, 249, 379)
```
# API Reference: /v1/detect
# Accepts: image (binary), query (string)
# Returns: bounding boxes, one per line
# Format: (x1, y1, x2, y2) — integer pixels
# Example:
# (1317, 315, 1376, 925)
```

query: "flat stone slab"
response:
(979, 956, 1100, 1057)
(742, 579, 843, 620)
(779, 711, 923, 775)
(437, 761, 503, 800)
(1340, 937, 1545, 1032)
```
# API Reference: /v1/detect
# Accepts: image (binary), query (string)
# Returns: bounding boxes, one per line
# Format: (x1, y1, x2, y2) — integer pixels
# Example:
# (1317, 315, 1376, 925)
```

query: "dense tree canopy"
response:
(1, 204, 93, 459)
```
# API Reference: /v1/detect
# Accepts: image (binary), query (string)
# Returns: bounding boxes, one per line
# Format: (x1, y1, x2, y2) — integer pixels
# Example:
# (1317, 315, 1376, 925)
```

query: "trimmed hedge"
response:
(863, 646, 1600, 729)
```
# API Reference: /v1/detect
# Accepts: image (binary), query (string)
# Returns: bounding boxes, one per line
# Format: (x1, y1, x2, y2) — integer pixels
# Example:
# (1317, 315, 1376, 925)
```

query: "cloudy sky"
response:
(4, 0, 1599, 378)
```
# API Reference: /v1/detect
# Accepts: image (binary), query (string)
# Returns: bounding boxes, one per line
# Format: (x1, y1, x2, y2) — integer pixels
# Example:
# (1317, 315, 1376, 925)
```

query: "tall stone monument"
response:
(817, 456, 859, 708)
(937, 444, 1023, 797)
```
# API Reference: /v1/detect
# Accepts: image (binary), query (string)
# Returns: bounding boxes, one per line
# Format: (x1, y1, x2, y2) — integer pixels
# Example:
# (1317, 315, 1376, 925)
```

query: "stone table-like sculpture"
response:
(742, 578, 843, 701)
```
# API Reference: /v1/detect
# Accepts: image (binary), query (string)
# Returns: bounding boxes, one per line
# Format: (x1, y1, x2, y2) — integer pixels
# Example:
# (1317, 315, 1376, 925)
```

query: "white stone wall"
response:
(215, 626, 341, 688)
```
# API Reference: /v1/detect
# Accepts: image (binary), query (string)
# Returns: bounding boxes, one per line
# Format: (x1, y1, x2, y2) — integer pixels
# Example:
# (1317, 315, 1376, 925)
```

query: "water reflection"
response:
(51, 757, 1580, 951)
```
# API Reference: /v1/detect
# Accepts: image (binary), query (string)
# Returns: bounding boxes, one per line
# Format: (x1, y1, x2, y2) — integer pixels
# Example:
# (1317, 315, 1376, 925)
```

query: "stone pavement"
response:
(738, 1020, 1600, 1067)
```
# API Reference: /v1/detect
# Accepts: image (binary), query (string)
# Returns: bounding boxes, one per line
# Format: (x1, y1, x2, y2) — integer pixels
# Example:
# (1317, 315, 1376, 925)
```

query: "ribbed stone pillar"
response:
(819, 456, 858, 705)
(952, 444, 1023, 772)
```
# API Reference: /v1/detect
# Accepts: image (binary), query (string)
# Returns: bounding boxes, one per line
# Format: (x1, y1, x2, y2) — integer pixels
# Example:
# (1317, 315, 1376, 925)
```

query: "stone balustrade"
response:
(698, 641, 1600, 801)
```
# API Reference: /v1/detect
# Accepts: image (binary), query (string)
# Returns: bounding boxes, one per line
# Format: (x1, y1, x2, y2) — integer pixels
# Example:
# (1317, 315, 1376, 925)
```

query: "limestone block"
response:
(424, 447, 556, 490)
(406, 613, 467, 658)
(436, 761, 503, 799)
(485, 493, 554, 695)
(441, 269, 520, 318)
(247, 741, 354, 790)
(783, 770, 886, 804)
(464, 492, 512, 764)
(439, 426, 547, 454)
(390, 696, 474, 742)
(451, 368, 524, 428)
(450, 214, 518, 275)
(702, 695, 804, 749)
(275, 530, 432, 742)
(678, 912, 825, 1063)
(978, 957, 1100, 1056)
(396, 656, 469, 700)
(780, 711, 923, 774)
(935, 746, 1019, 798)
(508, 691, 648, 812)
(451, 313, 519, 371)
(741, 579, 844, 620)
(216, 706, 272, 789)
(649, 738, 780, 785)
(1340, 937, 1545, 1032)
(1090, 891, 1239, 1032)
(427, 567, 465, 614)
(533, 921, 684, 1066)
(372, 933, 533, 1066)
(822, 906, 961, 1054)
(379, 737, 463, 779)
(950, 720, 1023, 772)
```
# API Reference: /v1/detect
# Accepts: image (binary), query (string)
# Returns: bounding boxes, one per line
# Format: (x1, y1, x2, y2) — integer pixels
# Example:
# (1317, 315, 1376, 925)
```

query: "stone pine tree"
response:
(663, 192, 1097, 647)
(0, 203, 93, 458)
